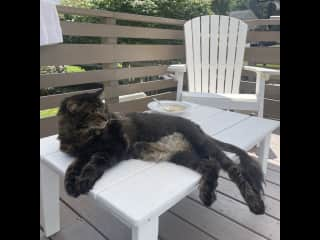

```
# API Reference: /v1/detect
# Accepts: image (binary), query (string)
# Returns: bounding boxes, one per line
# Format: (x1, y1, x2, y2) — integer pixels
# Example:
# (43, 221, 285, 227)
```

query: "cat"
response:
(57, 84, 265, 214)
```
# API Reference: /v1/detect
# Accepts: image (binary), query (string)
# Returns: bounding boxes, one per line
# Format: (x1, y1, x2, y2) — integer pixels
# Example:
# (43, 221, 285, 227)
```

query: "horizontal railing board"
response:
(41, 45, 277, 66)
(40, 116, 58, 138)
(247, 31, 280, 42)
(244, 47, 280, 64)
(40, 44, 185, 66)
(105, 79, 177, 98)
(245, 19, 280, 26)
(57, 6, 185, 26)
(61, 21, 278, 42)
(40, 65, 169, 88)
(58, 6, 278, 29)
(40, 80, 176, 109)
(40, 89, 99, 110)
(61, 21, 184, 40)
(108, 92, 176, 112)
(240, 81, 280, 100)
(58, 6, 278, 27)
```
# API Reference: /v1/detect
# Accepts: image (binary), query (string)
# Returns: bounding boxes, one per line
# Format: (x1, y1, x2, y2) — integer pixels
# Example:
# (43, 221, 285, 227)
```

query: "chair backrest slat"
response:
(232, 21, 248, 93)
(201, 16, 210, 93)
(192, 17, 202, 92)
(184, 15, 248, 94)
(209, 15, 219, 93)
(225, 17, 239, 93)
(184, 20, 195, 92)
(216, 16, 229, 93)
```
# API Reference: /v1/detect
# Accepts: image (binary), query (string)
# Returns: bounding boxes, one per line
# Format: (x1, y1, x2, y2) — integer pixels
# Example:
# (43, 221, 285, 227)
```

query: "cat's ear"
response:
(66, 101, 78, 113)
(92, 83, 104, 98)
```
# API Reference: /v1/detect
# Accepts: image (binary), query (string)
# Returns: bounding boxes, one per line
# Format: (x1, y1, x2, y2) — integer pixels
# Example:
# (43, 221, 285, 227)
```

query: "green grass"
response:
(40, 107, 59, 119)
(64, 65, 85, 73)
(256, 64, 280, 69)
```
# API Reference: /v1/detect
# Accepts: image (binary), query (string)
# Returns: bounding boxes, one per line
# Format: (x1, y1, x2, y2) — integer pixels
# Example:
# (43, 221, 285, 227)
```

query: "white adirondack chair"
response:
(168, 15, 280, 117)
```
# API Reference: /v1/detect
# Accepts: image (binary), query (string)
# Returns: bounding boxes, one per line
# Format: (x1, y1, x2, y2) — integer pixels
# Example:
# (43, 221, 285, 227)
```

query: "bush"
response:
(61, 0, 213, 20)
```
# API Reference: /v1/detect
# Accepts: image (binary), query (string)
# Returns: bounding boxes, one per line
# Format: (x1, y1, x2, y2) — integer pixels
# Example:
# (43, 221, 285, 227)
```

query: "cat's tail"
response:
(209, 138, 265, 214)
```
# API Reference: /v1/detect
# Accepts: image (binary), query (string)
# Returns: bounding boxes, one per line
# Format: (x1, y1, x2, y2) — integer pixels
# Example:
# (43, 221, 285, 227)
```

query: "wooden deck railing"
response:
(40, 6, 280, 137)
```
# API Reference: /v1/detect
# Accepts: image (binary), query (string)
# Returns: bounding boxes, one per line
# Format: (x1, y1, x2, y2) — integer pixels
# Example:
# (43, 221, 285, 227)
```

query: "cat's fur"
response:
(57, 85, 265, 214)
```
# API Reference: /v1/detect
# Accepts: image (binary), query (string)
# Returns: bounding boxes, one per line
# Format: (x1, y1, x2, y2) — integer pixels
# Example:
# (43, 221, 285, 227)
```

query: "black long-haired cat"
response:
(58, 84, 265, 214)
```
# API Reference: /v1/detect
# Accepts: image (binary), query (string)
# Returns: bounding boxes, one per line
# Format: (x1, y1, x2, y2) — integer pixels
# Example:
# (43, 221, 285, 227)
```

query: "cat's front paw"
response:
(64, 176, 81, 198)
(77, 177, 95, 195)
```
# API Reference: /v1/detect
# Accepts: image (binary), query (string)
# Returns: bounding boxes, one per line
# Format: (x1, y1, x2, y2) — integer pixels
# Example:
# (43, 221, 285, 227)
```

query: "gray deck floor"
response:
(41, 128, 280, 240)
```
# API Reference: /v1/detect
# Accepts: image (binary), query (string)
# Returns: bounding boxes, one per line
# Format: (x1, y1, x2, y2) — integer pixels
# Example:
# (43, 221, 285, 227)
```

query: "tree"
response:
(61, 0, 213, 20)
(211, 0, 230, 15)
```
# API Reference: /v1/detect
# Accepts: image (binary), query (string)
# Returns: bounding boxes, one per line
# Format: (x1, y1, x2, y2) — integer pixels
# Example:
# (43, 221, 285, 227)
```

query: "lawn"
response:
(40, 107, 59, 119)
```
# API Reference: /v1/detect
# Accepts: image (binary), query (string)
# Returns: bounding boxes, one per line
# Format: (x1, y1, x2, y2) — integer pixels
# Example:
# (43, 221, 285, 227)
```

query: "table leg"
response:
(258, 134, 271, 175)
(132, 217, 159, 240)
(40, 162, 60, 237)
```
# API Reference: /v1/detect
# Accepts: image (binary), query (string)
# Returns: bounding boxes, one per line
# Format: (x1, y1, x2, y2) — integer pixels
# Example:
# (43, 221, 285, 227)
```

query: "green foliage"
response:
(229, 0, 249, 11)
(61, 0, 213, 20)
(211, 0, 249, 15)
(212, 0, 230, 15)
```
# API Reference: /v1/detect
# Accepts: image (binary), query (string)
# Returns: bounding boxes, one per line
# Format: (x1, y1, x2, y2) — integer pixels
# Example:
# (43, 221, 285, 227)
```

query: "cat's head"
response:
(57, 84, 108, 154)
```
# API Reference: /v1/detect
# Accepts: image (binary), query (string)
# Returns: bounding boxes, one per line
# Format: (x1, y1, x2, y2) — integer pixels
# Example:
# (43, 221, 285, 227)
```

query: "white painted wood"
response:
(243, 66, 280, 76)
(175, 72, 184, 101)
(182, 92, 259, 111)
(132, 217, 159, 240)
(40, 162, 60, 237)
(256, 72, 266, 117)
(201, 15, 210, 93)
(181, 104, 223, 123)
(225, 17, 239, 93)
(184, 21, 195, 92)
(94, 162, 201, 226)
(192, 17, 201, 92)
(243, 65, 280, 117)
(214, 116, 279, 151)
(259, 134, 272, 174)
(209, 15, 219, 93)
(232, 21, 248, 93)
(40, 135, 60, 156)
(217, 16, 229, 93)
(193, 110, 250, 136)
(167, 64, 186, 73)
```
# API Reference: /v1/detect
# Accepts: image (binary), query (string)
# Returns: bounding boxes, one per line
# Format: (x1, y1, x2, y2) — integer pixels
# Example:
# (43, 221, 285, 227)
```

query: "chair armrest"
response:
(243, 66, 280, 81)
(167, 64, 187, 73)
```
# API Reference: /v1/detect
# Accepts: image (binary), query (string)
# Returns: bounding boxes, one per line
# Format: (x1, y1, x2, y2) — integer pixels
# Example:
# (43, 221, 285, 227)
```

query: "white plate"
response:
(147, 100, 193, 115)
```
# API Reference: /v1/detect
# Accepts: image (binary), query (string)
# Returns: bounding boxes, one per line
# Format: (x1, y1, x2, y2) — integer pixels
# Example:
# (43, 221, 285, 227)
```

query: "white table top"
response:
(40, 104, 279, 227)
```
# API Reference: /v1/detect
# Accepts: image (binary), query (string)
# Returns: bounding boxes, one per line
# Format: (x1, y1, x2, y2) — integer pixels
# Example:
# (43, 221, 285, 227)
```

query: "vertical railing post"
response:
(102, 17, 119, 104)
